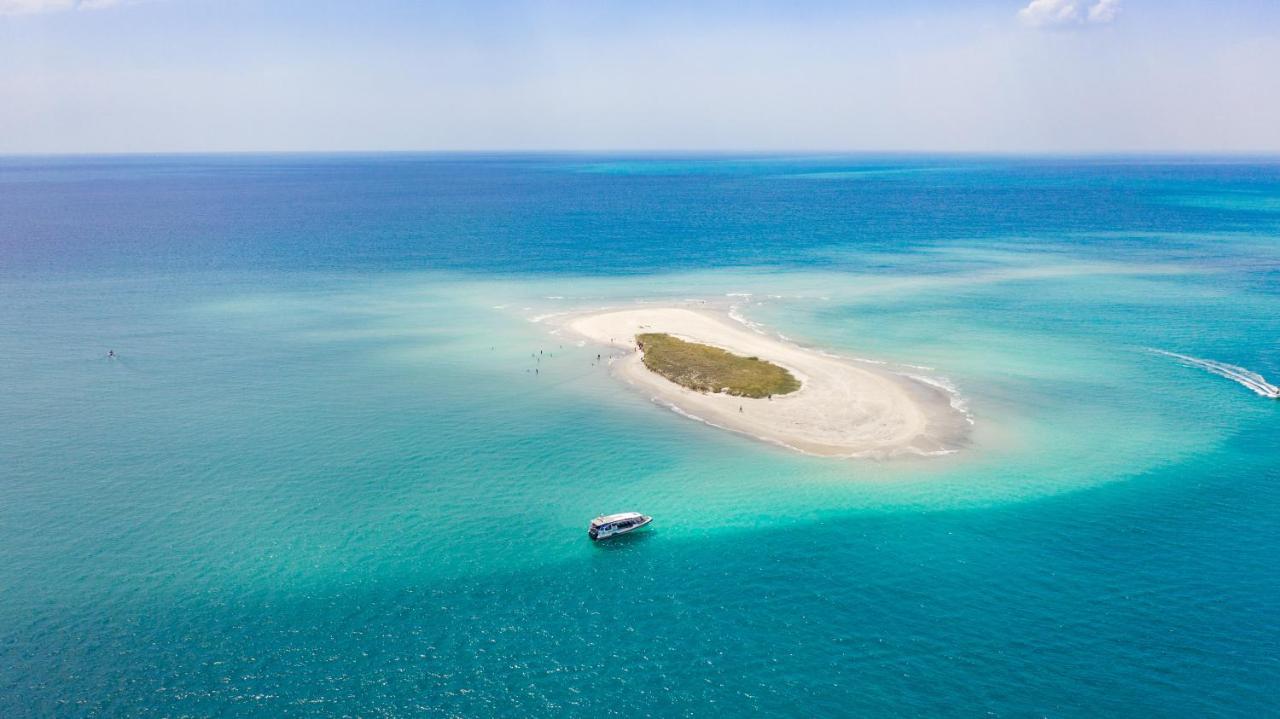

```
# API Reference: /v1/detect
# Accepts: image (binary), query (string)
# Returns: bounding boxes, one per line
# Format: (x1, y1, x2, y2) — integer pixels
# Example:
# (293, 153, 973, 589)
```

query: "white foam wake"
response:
(1150, 349, 1280, 399)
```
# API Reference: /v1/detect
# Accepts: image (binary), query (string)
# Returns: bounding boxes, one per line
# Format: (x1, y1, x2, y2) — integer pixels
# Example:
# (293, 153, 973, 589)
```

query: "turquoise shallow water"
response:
(1, 155, 1278, 716)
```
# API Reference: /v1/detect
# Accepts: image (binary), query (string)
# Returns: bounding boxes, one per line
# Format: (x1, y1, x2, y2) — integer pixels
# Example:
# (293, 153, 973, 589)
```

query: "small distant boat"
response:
(588, 512, 652, 541)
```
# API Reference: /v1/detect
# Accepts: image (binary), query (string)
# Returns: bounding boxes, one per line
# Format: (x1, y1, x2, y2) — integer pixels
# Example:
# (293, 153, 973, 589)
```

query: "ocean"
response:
(1, 154, 1277, 716)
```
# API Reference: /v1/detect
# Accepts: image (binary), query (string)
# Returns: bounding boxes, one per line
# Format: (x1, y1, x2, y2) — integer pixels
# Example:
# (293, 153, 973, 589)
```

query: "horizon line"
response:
(4, 149, 1280, 160)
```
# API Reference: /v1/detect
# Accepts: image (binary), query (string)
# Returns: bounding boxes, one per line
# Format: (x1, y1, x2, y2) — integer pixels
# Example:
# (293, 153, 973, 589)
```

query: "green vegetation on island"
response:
(636, 333, 801, 398)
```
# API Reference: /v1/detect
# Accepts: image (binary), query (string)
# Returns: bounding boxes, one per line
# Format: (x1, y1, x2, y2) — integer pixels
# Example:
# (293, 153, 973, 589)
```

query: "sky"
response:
(0, 0, 1277, 153)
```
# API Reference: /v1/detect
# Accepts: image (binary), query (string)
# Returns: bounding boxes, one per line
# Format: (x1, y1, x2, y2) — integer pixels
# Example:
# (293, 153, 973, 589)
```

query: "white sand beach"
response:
(565, 307, 969, 458)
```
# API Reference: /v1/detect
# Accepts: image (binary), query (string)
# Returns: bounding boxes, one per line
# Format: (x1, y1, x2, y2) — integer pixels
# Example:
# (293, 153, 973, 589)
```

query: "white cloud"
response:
(1087, 0, 1121, 24)
(1018, 0, 1120, 28)
(0, 0, 124, 15)
(0, 0, 71, 14)
(1019, 0, 1080, 27)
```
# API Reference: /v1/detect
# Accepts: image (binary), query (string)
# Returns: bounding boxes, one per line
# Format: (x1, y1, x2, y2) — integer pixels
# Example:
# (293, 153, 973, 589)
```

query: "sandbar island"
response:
(564, 307, 969, 458)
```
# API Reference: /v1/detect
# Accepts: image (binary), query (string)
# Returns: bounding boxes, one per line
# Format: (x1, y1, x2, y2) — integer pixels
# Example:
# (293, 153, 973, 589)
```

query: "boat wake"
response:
(1149, 349, 1280, 399)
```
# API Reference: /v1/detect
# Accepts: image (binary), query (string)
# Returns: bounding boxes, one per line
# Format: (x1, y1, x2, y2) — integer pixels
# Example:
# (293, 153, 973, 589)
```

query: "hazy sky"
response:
(1, 0, 1277, 153)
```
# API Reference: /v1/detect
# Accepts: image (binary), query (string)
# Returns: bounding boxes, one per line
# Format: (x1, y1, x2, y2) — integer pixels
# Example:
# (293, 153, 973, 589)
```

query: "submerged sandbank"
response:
(563, 306, 970, 458)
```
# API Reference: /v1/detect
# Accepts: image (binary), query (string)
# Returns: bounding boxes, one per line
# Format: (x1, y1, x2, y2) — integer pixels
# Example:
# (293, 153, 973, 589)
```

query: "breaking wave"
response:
(904, 372, 974, 425)
(727, 306, 767, 334)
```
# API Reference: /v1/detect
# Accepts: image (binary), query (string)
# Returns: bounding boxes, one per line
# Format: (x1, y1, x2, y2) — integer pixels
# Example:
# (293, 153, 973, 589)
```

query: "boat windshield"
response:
(594, 514, 638, 526)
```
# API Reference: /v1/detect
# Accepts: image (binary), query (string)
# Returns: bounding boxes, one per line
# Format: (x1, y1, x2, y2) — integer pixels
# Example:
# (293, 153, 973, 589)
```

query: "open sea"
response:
(1, 154, 1278, 717)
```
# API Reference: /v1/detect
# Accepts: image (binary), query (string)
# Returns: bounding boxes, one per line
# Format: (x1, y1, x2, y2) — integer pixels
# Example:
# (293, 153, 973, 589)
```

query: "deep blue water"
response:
(1, 154, 1278, 717)
(4, 154, 1278, 277)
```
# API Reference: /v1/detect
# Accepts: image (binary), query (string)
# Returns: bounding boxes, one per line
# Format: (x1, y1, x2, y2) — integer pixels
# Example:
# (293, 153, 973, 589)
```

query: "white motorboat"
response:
(588, 512, 652, 540)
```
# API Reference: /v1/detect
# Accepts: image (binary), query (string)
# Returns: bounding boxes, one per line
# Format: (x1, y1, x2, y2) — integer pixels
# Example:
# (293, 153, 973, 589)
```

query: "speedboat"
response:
(588, 512, 652, 540)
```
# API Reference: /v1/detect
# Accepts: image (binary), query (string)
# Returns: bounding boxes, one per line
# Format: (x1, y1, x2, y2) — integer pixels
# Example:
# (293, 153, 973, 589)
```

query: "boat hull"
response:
(589, 516, 652, 540)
